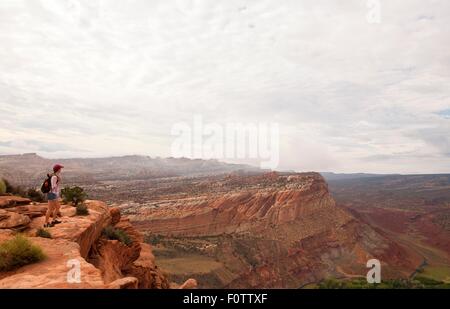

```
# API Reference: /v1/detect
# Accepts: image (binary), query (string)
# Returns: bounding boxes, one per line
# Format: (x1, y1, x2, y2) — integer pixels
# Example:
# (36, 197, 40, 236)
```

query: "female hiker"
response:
(44, 164, 64, 227)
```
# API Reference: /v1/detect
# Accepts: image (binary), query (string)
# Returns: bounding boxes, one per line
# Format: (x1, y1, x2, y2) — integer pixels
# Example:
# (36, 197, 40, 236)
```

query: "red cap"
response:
(53, 164, 64, 173)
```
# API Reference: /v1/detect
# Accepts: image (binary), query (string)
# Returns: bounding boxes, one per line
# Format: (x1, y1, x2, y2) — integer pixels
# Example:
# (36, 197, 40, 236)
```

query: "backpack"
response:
(41, 174, 52, 193)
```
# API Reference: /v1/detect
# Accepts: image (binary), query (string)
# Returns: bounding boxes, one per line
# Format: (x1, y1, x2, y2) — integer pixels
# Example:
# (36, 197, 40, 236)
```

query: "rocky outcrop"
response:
(0, 237, 105, 288)
(132, 173, 348, 236)
(0, 209, 30, 231)
(175, 278, 198, 289)
(89, 208, 169, 289)
(128, 172, 421, 288)
(107, 277, 139, 289)
(89, 237, 169, 289)
(88, 239, 135, 284)
(123, 243, 170, 289)
(110, 207, 121, 225)
(0, 196, 32, 208)
(22, 200, 111, 259)
(0, 197, 194, 289)
(4, 205, 47, 218)
(88, 212, 169, 289)
(0, 229, 14, 242)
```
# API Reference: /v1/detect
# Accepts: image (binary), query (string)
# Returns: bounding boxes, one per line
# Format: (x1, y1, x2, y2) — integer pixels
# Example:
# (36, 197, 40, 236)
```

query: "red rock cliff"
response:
(127, 172, 422, 288)
(132, 173, 347, 236)
(0, 196, 195, 289)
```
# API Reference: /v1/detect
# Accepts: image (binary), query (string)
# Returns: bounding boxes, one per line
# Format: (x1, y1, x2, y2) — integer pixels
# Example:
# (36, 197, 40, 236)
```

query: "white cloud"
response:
(0, 0, 449, 173)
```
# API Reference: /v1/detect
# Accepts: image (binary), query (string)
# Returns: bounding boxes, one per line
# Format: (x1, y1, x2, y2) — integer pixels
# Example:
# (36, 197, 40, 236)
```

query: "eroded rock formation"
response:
(127, 172, 422, 288)
(0, 197, 195, 289)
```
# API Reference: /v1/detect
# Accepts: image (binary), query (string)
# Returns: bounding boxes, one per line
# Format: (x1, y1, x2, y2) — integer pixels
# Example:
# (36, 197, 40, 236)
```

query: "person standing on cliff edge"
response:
(44, 164, 64, 228)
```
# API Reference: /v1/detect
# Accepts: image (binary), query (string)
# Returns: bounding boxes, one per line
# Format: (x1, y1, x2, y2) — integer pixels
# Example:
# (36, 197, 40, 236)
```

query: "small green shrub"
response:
(2, 179, 24, 196)
(317, 277, 450, 289)
(2, 179, 13, 193)
(0, 179, 41, 201)
(318, 279, 347, 289)
(414, 276, 442, 286)
(146, 234, 162, 245)
(61, 186, 87, 206)
(76, 203, 89, 216)
(0, 235, 46, 271)
(36, 228, 52, 239)
(0, 179, 6, 195)
(102, 226, 132, 246)
(26, 188, 45, 202)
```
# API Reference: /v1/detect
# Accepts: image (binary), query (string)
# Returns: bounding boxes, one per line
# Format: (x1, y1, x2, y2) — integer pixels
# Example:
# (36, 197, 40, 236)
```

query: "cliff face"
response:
(0, 173, 423, 288)
(133, 173, 343, 236)
(128, 172, 422, 288)
(0, 196, 174, 289)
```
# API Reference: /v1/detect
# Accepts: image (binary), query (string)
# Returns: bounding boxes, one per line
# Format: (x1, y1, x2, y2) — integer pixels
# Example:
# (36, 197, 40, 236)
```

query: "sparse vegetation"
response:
(433, 212, 450, 231)
(146, 234, 162, 245)
(317, 277, 450, 289)
(0, 179, 6, 195)
(102, 226, 132, 246)
(61, 186, 87, 206)
(0, 235, 46, 271)
(1, 179, 25, 196)
(36, 228, 52, 239)
(25, 188, 45, 202)
(146, 234, 220, 256)
(75, 203, 89, 216)
(232, 238, 259, 267)
(1, 178, 12, 193)
(0, 178, 45, 202)
(420, 265, 450, 282)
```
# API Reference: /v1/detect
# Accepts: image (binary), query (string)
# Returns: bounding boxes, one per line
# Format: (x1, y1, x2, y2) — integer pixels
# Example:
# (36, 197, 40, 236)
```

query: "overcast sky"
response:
(0, 0, 449, 173)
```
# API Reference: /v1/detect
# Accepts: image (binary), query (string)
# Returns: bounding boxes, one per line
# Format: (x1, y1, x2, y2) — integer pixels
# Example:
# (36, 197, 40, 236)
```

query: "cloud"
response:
(0, 139, 83, 154)
(436, 109, 450, 119)
(0, 0, 449, 173)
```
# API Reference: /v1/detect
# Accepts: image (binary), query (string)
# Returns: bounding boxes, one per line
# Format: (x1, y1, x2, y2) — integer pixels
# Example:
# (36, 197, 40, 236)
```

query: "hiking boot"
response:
(51, 219, 62, 225)
(44, 222, 54, 228)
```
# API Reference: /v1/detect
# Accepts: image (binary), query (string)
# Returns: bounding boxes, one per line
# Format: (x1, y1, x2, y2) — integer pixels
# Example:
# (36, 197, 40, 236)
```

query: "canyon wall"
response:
(134, 173, 343, 237)
(128, 172, 422, 288)
(0, 196, 194, 289)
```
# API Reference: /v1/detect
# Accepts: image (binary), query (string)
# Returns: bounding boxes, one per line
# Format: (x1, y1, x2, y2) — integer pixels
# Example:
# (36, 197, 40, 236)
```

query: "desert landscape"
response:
(1, 1, 449, 305)
(326, 174, 450, 284)
(2, 154, 449, 288)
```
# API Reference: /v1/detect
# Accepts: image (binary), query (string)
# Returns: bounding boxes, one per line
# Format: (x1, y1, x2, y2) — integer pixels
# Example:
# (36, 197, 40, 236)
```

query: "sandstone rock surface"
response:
(0, 209, 30, 230)
(0, 197, 182, 289)
(127, 172, 422, 288)
(0, 196, 32, 208)
(4, 205, 47, 218)
(0, 237, 105, 288)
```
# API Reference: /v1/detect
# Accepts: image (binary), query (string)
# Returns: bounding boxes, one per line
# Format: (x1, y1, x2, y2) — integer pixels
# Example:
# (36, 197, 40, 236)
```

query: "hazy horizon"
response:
(1, 1, 449, 174)
(3, 152, 450, 176)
